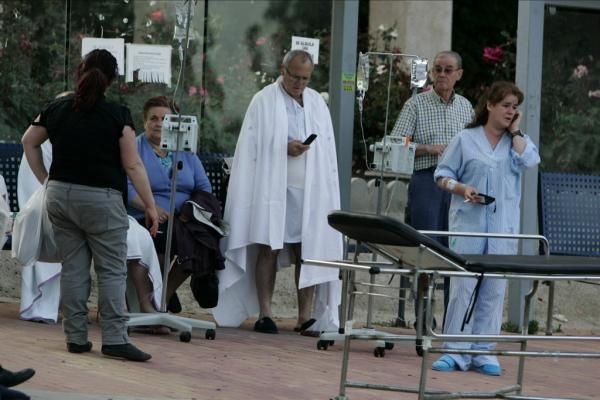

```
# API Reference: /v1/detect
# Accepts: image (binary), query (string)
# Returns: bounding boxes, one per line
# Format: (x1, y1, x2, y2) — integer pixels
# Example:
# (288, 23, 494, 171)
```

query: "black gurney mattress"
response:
(328, 211, 600, 275)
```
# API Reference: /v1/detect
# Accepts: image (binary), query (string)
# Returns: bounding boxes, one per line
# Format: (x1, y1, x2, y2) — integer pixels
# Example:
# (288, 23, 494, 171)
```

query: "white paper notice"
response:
(291, 36, 320, 65)
(125, 44, 172, 87)
(81, 38, 125, 75)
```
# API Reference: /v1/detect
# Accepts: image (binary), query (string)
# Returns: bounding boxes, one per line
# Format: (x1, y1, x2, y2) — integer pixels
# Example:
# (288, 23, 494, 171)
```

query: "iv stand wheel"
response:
(179, 331, 192, 343)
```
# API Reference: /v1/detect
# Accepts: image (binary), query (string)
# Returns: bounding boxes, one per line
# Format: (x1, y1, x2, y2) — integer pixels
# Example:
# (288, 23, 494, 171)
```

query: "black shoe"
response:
(0, 366, 35, 387)
(253, 317, 279, 334)
(0, 385, 30, 399)
(67, 341, 93, 354)
(101, 343, 152, 362)
(167, 293, 182, 313)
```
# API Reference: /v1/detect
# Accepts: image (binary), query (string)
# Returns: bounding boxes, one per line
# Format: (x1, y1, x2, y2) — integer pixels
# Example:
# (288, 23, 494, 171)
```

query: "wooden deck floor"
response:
(0, 301, 597, 400)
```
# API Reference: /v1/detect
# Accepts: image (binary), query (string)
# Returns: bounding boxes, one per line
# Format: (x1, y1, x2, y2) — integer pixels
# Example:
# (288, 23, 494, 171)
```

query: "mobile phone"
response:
(511, 111, 520, 123)
(476, 193, 495, 205)
(303, 134, 317, 145)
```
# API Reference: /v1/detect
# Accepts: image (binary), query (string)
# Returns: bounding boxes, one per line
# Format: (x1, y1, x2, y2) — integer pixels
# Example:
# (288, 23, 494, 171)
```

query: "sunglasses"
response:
(433, 66, 459, 74)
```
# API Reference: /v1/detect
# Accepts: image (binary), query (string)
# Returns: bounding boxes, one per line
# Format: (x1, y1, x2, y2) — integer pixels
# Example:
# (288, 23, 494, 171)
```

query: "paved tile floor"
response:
(0, 300, 598, 400)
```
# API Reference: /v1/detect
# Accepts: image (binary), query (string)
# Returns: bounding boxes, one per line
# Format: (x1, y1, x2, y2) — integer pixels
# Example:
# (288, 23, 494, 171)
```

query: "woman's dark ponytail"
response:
(73, 49, 118, 112)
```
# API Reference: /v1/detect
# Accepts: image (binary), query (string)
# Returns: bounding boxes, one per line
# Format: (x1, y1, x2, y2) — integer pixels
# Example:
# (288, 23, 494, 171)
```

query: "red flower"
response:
(255, 37, 267, 46)
(150, 9, 164, 23)
(482, 47, 504, 65)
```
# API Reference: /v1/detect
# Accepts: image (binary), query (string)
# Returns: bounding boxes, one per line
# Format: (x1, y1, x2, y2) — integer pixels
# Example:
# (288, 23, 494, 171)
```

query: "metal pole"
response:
(160, 129, 181, 312)
(329, 0, 359, 211)
(63, 0, 71, 91)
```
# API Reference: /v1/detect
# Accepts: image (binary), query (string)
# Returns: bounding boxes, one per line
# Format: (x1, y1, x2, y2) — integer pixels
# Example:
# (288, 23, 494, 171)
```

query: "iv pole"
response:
(359, 51, 426, 329)
(361, 51, 422, 216)
(126, 0, 216, 343)
(317, 51, 428, 350)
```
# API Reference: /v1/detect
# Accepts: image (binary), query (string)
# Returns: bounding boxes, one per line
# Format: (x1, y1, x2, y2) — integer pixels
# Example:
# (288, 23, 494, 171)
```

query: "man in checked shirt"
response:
(391, 51, 473, 343)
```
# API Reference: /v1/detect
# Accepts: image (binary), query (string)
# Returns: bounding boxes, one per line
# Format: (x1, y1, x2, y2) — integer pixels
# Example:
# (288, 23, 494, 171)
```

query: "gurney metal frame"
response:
(306, 211, 600, 400)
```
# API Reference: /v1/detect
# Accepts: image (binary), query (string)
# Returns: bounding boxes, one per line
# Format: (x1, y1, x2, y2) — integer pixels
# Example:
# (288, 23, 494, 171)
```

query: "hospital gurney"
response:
(306, 211, 600, 400)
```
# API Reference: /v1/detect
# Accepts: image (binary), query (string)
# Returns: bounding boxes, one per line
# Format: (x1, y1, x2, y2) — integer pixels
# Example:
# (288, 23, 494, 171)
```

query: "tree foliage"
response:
(452, 0, 518, 102)
(0, 0, 66, 140)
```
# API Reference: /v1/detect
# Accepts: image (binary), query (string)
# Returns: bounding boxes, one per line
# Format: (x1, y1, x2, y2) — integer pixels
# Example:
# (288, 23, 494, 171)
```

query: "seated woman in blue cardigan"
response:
(128, 96, 212, 312)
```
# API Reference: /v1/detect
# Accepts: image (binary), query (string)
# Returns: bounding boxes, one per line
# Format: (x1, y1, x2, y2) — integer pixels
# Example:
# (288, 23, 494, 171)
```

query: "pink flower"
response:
(150, 9, 164, 23)
(572, 64, 588, 79)
(255, 37, 267, 46)
(216, 75, 225, 84)
(199, 87, 208, 97)
(482, 47, 504, 65)
(188, 85, 198, 96)
(588, 89, 600, 98)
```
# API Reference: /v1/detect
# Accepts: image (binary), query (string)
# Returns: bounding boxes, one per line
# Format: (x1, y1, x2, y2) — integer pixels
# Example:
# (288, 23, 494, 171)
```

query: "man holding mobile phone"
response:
(214, 50, 343, 337)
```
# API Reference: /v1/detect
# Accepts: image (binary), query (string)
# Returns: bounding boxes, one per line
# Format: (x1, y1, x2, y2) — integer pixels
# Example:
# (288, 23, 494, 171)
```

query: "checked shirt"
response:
(391, 90, 473, 171)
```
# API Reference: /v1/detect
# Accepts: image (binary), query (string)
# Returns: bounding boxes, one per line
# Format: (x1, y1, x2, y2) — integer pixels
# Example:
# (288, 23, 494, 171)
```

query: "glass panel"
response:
(203, 0, 332, 153)
(541, 5, 600, 173)
(0, 0, 333, 154)
(67, 0, 207, 146)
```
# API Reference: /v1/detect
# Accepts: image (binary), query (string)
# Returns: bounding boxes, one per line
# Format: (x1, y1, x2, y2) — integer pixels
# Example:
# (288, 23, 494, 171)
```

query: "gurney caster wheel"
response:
(384, 342, 394, 350)
(205, 329, 216, 340)
(374, 347, 385, 357)
(415, 339, 424, 357)
(179, 331, 192, 342)
(317, 340, 329, 350)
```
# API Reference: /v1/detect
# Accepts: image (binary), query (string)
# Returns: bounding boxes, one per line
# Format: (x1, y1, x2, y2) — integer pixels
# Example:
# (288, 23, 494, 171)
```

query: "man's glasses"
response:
(433, 66, 459, 74)
(285, 67, 310, 83)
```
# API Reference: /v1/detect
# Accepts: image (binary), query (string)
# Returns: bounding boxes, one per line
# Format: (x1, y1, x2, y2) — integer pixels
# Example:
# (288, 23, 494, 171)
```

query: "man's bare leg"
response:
(255, 244, 278, 319)
(165, 266, 191, 306)
(127, 261, 169, 334)
(292, 243, 315, 330)
(127, 261, 156, 313)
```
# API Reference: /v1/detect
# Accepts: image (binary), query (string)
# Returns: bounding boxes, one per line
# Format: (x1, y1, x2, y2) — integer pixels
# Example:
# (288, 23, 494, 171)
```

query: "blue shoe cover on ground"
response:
(431, 355, 458, 372)
(473, 364, 502, 376)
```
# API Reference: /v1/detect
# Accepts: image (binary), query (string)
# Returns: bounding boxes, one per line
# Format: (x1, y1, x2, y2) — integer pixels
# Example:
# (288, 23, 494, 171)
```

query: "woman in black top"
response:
(22, 49, 158, 362)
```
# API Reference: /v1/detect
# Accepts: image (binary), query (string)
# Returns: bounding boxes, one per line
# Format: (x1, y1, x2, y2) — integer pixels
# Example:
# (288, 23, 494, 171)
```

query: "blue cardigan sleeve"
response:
(190, 155, 212, 193)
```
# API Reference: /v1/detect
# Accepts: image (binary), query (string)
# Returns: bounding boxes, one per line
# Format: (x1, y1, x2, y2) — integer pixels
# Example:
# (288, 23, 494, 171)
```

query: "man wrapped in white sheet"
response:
(213, 50, 343, 335)
(18, 140, 162, 323)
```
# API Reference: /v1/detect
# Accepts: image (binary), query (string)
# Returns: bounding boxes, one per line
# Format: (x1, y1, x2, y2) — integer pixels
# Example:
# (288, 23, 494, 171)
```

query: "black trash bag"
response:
(190, 272, 219, 309)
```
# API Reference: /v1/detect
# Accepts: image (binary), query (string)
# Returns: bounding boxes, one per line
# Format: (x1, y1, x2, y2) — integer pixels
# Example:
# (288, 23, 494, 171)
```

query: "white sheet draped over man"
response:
(18, 140, 163, 323)
(213, 49, 343, 335)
